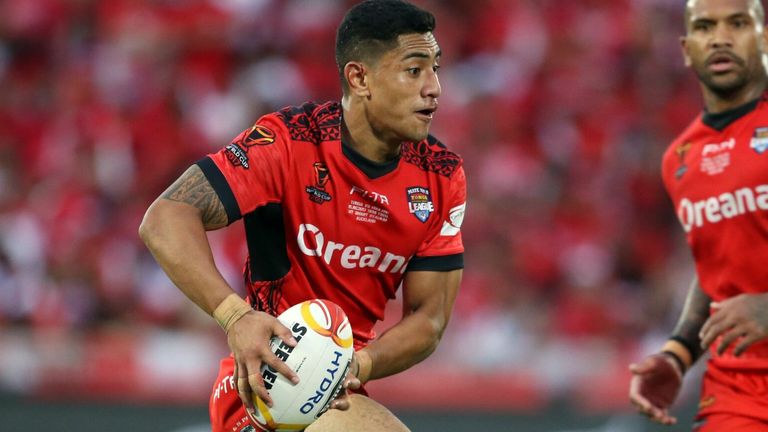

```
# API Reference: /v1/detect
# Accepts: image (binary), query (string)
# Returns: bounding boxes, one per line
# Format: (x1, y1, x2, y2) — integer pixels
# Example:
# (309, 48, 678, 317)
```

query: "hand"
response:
(700, 293, 768, 356)
(628, 353, 683, 425)
(227, 311, 299, 414)
(328, 352, 364, 411)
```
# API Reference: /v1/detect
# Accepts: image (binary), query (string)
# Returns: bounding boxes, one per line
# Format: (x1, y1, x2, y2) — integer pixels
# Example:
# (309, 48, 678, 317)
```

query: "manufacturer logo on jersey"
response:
(406, 186, 433, 223)
(225, 143, 250, 169)
(751, 127, 768, 154)
(241, 124, 275, 147)
(306, 162, 332, 204)
(700, 138, 733, 175)
(675, 142, 692, 179)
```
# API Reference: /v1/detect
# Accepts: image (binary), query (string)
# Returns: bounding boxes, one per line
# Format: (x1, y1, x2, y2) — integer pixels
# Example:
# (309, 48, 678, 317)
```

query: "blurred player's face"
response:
(365, 32, 441, 143)
(682, 0, 768, 97)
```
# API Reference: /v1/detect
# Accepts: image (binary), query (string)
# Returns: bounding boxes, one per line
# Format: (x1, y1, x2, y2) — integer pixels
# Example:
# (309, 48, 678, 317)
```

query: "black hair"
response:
(684, 0, 765, 33)
(335, 0, 436, 92)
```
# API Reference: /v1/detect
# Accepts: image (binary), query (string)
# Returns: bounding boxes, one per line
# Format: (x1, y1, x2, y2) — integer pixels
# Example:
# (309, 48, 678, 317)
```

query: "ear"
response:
(680, 35, 692, 67)
(344, 62, 371, 97)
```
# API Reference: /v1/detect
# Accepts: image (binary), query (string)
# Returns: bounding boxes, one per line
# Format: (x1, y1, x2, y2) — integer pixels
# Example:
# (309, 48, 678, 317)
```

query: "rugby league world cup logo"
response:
(306, 162, 332, 204)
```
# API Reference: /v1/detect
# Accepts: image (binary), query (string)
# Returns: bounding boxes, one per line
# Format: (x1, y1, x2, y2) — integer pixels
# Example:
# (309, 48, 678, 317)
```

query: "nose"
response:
(422, 69, 441, 100)
(710, 22, 733, 49)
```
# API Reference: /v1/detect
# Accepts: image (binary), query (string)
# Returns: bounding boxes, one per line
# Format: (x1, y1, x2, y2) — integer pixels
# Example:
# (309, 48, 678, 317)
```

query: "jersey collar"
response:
(702, 96, 761, 131)
(341, 139, 400, 179)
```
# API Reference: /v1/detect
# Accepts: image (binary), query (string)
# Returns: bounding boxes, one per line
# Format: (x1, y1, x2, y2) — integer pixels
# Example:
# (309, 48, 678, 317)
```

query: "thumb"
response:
(629, 355, 657, 374)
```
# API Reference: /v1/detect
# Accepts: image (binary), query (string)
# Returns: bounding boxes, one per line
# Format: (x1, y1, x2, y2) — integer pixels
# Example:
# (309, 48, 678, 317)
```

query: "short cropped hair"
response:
(335, 0, 436, 92)
(684, 0, 765, 32)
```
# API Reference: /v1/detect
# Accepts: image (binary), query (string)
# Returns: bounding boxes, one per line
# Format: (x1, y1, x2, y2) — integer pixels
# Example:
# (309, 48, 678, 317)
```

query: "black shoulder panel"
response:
(402, 135, 462, 177)
(276, 101, 342, 145)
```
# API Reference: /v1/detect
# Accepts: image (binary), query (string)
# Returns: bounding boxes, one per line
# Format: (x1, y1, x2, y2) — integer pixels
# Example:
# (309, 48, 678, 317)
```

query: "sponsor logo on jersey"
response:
(700, 138, 734, 175)
(225, 143, 250, 169)
(306, 162, 332, 204)
(677, 184, 768, 232)
(406, 186, 433, 223)
(241, 124, 275, 147)
(296, 223, 408, 273)
(675, 142, 692, 180)
(440, 203, 466, 236)
(751, 127, 768, 154)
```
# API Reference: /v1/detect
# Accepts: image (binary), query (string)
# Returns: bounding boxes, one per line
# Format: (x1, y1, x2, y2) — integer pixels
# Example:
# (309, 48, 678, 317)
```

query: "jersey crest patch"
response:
(306, 162, 332, 204)
(406, 186, 434, 223)
(751, 127, 768, 154)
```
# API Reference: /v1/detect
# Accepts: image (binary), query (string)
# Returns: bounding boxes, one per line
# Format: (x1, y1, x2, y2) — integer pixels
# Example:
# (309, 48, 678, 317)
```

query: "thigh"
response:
(307, 394, 410, 432)
(694, 413, 768, 432)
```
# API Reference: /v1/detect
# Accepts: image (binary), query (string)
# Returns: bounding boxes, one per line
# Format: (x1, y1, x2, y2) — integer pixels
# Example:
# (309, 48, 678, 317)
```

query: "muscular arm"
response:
(138, 164, 234, 314)
(669, 276, 710, 366)
(359, 269, 462, 381)
(139, 164, 298, 408)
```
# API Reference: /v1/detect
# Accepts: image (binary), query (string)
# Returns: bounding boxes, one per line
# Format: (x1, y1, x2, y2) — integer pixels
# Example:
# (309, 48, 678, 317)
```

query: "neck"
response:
(702, 79, 767, 113)
(341, 97, 402, 163)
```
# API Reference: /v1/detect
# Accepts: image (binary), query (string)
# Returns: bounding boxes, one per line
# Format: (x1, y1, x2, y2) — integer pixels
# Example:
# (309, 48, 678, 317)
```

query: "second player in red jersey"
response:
(140, 1, 463, 431)
(629, 0, 768, 430)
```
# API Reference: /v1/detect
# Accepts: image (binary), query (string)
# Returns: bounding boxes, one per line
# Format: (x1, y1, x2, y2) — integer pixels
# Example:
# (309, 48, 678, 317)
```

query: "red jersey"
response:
(662, 93, 768, 368)
(198, 101, 466, 348)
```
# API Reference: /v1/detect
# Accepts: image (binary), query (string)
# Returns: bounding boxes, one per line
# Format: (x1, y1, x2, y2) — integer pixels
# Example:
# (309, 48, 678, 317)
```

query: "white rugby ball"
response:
(248, 299, 354, 432)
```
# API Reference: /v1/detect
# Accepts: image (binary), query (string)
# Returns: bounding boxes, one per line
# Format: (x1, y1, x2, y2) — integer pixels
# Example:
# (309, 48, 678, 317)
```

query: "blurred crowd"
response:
(0, 0, 706, 402)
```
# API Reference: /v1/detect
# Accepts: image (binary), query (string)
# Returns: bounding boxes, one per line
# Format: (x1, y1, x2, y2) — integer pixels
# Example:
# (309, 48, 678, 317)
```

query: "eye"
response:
(732, 18, 749, 28)
(407, 67, 421, 76)
(693, 21, 712, 31)
(433, 65, 441, 73)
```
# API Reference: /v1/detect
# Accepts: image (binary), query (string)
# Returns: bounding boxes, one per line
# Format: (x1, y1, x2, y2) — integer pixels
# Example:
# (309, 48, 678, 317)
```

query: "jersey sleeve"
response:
(408, 166, 467, 271)
(196, 115, 290, 224)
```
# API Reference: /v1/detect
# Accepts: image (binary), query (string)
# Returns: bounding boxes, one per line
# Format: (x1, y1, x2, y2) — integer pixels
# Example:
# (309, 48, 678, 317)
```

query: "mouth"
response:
(706, 52, 740, 73)
(415, 106, 437, 120)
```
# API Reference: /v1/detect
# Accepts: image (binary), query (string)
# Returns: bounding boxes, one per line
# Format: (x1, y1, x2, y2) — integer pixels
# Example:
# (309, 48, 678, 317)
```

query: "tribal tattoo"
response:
(161, 165, 228, 229)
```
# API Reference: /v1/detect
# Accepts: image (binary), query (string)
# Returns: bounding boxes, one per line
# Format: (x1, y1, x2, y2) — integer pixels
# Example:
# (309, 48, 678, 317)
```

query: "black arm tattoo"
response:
(161, 165, 228, 230)
(670, 276, 710, 363)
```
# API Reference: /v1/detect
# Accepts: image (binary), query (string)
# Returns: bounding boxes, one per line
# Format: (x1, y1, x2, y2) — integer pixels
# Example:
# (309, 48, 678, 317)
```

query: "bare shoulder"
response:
(307, 394, 410, 432)
(160, 164, 228, 229)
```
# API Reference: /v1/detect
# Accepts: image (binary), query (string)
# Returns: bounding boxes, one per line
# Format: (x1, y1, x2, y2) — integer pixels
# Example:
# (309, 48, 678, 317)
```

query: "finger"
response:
(655, 411, 678, 425)
(262, 350, 299, 385)
(733, 332, 763, 356)
(344, 375, 362, 391)
(272, 321, 298, 348)
(699, 312, 722, 345)
(700, 316, 730, 349)
(247, 368, 272, 408)
(716, 326, 745, 355)
(330, 393, 351, 411)
(628, 377, 654, 412)
(236, 361, 255, 413)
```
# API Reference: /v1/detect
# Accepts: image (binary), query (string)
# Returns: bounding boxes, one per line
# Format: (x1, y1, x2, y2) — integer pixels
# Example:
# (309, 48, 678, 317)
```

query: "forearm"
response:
(139, 199, 235, 315)
(359, 310, 443, 382)
(666, 276, 711, 369)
